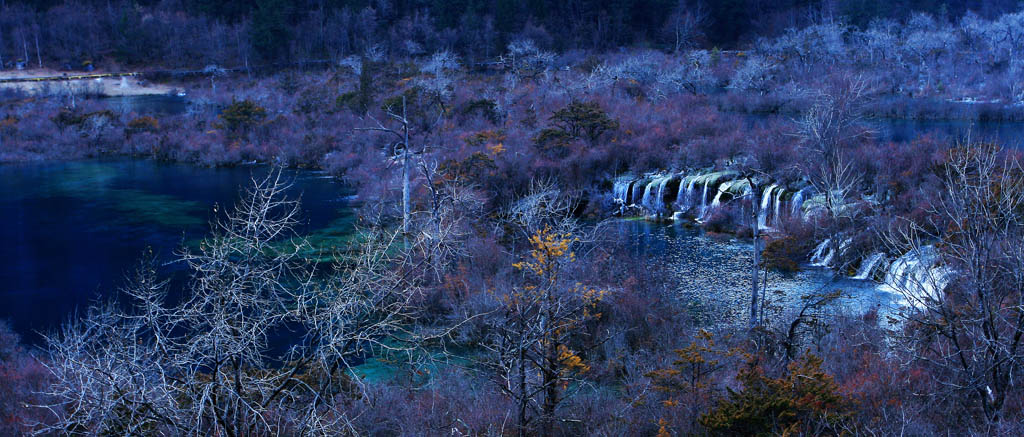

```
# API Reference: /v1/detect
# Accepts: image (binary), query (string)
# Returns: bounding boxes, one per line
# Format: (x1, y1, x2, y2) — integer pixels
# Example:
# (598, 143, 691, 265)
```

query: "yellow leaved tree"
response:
(488, 187, 607, 437)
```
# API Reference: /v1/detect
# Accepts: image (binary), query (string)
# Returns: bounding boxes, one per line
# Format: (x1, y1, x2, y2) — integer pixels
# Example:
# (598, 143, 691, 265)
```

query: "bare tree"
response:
(357, 78, 446, 234)
(357, 97, 415, 234)
(795, 75, 872, 270)
(882, 143, 1024, 428)
(796, 76, 871, 216)
(664, 0, 708, 53)
(415, 50, 460, 114)
(503, 39, 555, 84)
(410, 161, 484, 282)
(36, 170, 433, 436)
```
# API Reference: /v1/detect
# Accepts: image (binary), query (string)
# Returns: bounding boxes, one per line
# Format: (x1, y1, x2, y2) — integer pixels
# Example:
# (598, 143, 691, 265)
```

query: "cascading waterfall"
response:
(791, 188, 806, 218)
(810, 239, 832, 266)
(676, 176, 698, 212)
(882, 246, 952, 306)
(815, 237, 852, 267)
(641, 175, 673, 214)
(698, 178, 711, 220)
(884, 251, 919, 290)
(653, 176, 673, 213)
(816, 247, 835, 267)
(757, 184, 778, 230)
(838, 238, 852, 254)
(613, 179, 631, 204)
(613, 178, 633, 214)
(709, 186, 726, 209)
(772, 187, 785, 227)
(631, 180, 646, 207)
(641, 179, 658, 211)
(698, 180, 738, 220)
(854, 252, 886, 280)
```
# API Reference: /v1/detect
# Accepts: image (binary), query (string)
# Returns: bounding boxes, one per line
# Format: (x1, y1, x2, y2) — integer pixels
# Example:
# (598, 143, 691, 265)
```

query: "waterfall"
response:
(709, 186, 726, 209)
(641, 175, 673, 214)
(613, 178, 633, 215)
(641, 179, 658, 211)
(757, 184, 778, 230)
(882, 246, 952, 306)
(854, 252, 885, 280)
(810, 239, 832, 266)
(676, 176, 698, 212)
(631, 180, 646, 207)
(790, 189, 806, 218)
(653, 176, 673, 213)
(613, 179, 631, 204)
(838, 238, 852, 254)
(815, 247, 835, 267)
(698, 178, 711, 219)
(699, 179, 725, 221)
(772, 187, 785, 227)
(884, 251, 919, 290)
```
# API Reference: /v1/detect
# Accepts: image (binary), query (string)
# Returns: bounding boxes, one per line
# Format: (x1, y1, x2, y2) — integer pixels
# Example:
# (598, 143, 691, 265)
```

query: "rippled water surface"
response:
(613, 220, 898, 326)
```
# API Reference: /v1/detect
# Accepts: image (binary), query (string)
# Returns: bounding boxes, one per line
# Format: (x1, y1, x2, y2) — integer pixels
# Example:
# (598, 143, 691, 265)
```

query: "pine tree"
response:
(251, 0, 291, 62)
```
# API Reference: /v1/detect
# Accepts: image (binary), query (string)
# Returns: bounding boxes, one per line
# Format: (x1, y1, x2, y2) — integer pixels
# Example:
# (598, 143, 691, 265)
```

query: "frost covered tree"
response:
(654, 50, 714, 98)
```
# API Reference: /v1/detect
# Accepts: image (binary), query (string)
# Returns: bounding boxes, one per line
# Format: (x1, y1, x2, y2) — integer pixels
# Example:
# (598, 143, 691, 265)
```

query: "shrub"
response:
(125, 116, 159, 137)
(699, 354, 853, 436)
(701, 207, 740, 233)
(218, 99, 267, 134)
(762, 236, 812, 273)
(0, 321, 53, 435)
(458, 98, 501, 124)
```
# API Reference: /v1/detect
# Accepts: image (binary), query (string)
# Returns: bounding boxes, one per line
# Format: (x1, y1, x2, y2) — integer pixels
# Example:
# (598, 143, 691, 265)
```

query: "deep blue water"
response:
(0, 160, 353, 344)
(873, 118, 1024, 148)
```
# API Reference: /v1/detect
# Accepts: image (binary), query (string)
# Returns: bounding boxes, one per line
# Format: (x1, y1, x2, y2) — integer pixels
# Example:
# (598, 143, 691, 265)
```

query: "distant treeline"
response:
(0, 0, 1021, 68)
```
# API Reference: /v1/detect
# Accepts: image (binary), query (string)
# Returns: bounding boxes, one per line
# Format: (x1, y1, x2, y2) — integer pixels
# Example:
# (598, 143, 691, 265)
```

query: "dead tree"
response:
(36, 170, 433, 436)
(882, 143, 1024, 427)
(357, 96, 413, 233)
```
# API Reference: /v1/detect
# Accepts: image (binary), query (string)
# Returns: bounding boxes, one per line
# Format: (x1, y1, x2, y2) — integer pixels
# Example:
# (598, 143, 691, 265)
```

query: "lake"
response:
(0, 159, 355, 344)
(741, 113, 1024, 148)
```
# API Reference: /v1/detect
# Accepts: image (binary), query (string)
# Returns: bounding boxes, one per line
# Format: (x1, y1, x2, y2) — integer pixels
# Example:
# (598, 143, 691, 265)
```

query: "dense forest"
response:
(2, 0, 1024, 436)
(1, 0, 1023, 67)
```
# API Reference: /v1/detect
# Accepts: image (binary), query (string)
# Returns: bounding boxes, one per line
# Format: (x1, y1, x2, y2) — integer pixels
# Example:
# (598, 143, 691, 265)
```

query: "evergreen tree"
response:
(251, 0, 291, 62)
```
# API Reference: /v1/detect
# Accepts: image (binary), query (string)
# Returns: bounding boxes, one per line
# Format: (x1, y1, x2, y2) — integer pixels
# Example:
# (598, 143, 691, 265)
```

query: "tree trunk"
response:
(401, 97, 410, 234)
(541, 288, 557, 437)
(750, 179, 761, 330)
(517, 326, 528, 437)
(34, 31, 41, 68)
